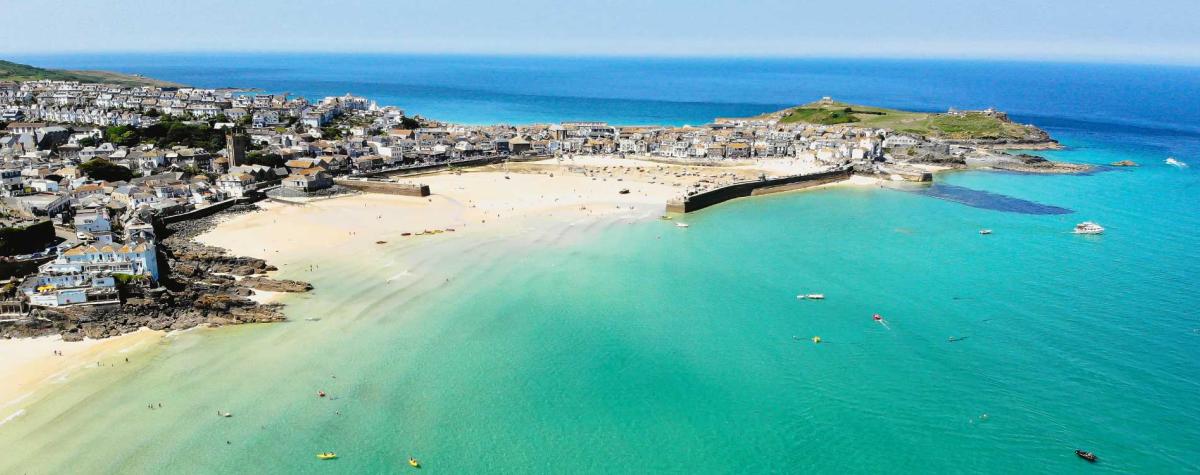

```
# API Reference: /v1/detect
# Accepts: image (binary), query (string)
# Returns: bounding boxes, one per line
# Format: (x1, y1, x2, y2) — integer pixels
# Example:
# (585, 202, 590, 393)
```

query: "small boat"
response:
(659, 215, 673, 220)
(675, 223, 689, 228)
(1165, 157, 1187, 168)
(408, 457, 421, 468)
(618, 188, 630, 194)
(811, 336, 822, 344)
(219, 411, 233, 418)
(1073, 221, 1105, 235)
(317, 453, 338, 460)
(376, 240, 387, 244)
(979, 229, 992, 235)
(317, 391, 327, 398)
(797, 294, 824, 300)
(1075, 450, 1097, 462)
(401, 232, 412, 236)
(304, 317, 320, 322)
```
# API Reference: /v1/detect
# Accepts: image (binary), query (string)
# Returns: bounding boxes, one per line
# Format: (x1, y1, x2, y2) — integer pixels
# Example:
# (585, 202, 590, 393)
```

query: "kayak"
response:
(317, 453, 337, 460)
(408, 457, 421, 468)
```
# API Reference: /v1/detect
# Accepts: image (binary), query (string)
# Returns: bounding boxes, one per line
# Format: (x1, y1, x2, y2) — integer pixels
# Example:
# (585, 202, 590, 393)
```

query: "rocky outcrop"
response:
(1110, 160, 1138, 167)
(239, 277, 313, 293)
(990, 153, 1094, 174)
(1, 203, 309, 341)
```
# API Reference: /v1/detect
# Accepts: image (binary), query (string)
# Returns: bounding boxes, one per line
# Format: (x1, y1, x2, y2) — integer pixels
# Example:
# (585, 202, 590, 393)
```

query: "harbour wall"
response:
(666, 168, 853, 213)
(334, 179, 431, 197)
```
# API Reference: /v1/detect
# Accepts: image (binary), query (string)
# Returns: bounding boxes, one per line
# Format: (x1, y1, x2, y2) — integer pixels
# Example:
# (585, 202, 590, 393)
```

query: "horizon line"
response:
(5, 49, 1200, 69)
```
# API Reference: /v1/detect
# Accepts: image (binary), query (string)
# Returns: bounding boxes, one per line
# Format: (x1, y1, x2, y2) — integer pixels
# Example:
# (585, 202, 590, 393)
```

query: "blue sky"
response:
(4, 0, 1199, 64)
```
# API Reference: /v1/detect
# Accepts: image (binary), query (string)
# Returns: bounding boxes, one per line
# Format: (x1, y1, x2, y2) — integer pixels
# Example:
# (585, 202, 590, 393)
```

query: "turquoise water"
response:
(1, 56, 1199, 472)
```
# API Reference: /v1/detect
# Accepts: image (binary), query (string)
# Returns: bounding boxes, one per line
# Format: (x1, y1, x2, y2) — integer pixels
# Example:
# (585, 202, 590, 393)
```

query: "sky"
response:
(3, 0, 1200, 64)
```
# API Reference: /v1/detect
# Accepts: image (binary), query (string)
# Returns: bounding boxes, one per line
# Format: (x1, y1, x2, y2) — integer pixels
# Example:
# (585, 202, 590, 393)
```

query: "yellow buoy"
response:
(812, 336, 822, 343)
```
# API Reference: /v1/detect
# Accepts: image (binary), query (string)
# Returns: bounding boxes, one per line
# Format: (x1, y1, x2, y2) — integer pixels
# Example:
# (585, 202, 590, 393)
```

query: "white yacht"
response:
(1073, 221, 1105, 234)
(675, 222, 690, 228)
(1165, 157, 1188, 168)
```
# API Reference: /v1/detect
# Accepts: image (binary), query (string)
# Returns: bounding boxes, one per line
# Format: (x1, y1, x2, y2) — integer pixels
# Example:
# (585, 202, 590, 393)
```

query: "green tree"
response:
(79, 159, 133, 182)
(242, 151, 284, 167)
(399, 117, 420, 130)
(104, 125, 140, 146)
(321, 126, 344, 139)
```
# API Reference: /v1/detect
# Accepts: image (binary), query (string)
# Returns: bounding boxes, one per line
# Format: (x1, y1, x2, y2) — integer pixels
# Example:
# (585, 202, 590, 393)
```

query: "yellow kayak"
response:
(408, 457, 421, 468)
(317, 453, 337, 460)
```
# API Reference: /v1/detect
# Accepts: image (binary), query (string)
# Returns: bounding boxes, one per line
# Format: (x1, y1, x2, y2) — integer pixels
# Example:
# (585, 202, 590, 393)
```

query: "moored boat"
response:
(1075, 449, 1097, 462)
(979, 229, 992, 235)
(1073, 221, 1105, 234)
(317, 452, 337, 460)
(675, 222, 689, 228)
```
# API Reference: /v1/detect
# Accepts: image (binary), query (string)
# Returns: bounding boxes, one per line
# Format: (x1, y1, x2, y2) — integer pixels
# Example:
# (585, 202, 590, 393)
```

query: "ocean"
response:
(2, 54, 1199, 473)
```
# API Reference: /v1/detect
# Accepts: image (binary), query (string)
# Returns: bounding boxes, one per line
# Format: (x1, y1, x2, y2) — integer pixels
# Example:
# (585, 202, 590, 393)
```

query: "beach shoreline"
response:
(0, 328, 164, 420)
(0, 157, 879, 411)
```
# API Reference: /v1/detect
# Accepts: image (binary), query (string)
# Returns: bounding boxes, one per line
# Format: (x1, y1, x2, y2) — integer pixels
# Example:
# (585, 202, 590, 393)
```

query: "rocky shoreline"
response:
(0, 204, 312, 341)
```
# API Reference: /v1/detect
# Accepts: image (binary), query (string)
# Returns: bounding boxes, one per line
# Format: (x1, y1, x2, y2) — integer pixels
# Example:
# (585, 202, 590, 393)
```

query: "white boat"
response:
(675, 223, 689, 228)
(1073, 221, 1105, 234)
(1165, 157, 1188, 168)
(979, 229, 993, 235)
(797, 293, 825, 300)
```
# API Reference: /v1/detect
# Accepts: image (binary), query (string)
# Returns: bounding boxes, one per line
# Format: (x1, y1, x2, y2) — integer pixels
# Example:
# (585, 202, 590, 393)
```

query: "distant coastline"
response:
(0, 59, 183, 88)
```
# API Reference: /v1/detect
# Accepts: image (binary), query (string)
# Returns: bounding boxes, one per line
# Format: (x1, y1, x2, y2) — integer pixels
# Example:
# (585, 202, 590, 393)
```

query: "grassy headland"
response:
(0, 59, 182, 88)
(774, 100, 1052, 144)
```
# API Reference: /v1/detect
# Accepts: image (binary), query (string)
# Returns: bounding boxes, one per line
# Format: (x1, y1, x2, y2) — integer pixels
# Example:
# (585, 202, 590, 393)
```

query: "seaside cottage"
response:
(283, 167, 333, 192)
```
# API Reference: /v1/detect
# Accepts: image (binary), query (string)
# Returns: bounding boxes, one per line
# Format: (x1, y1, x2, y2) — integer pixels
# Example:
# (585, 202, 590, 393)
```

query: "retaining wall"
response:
(160, 196, 261, 225)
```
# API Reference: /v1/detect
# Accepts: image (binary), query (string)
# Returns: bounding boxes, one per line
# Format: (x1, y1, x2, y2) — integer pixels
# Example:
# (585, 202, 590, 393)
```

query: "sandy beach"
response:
(0, 329, 163, 423)
(197, 157, 874, 262)
(0, 157, 872, 415)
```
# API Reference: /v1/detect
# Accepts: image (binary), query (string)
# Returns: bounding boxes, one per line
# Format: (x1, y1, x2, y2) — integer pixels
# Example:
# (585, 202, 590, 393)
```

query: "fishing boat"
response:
(1075, 450, 1097, 462)
(675, 222, 689, 228)
(1073, 221, 1105, 234)
(979, 229, 992, 235)
(317, 453, 338, 460)
(408, 457, 421, 468)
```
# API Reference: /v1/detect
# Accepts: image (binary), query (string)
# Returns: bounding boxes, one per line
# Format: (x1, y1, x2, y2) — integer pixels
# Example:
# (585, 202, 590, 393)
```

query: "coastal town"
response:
(0, 77, 1076, 338)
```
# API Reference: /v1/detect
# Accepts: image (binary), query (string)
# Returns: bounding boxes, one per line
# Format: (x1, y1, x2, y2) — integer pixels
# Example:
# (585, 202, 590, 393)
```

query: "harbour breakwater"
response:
(334, 178, 430, 196)
(666, 168, 854, 213)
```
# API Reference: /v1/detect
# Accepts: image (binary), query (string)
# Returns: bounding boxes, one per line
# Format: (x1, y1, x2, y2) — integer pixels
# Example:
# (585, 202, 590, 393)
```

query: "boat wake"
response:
(912, 184, 1074, 215)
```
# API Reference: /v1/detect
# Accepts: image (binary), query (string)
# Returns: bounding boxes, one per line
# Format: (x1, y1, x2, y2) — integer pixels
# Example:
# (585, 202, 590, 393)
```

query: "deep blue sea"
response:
(3, 54, 1199, 473)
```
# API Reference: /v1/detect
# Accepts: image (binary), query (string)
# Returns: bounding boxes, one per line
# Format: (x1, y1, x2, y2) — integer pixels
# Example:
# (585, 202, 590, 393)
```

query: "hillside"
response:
(773, 100, 1055, 145)
(0, 59, 182, 88)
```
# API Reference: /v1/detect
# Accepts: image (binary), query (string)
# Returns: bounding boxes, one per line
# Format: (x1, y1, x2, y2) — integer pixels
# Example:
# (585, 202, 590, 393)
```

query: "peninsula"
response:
(0, 60, 182, 88)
